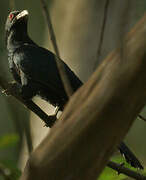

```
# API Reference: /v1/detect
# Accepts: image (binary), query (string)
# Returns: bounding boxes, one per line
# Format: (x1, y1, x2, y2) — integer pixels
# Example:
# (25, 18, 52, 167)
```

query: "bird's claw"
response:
(117, 163, 125, 175)
(2, 82, 19, 96)
(2, 89, 10, 96)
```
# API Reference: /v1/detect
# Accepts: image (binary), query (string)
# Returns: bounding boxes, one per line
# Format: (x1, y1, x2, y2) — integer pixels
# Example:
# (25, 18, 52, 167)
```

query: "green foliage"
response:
(0, 160, 21, 180)
(99, 166, 125, 180)
(0, 133, 21, 179)
(0, 134, 19, 149)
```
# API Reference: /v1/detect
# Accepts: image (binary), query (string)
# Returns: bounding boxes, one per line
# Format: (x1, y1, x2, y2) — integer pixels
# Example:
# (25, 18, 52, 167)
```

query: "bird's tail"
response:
(118, 142, 143, 169)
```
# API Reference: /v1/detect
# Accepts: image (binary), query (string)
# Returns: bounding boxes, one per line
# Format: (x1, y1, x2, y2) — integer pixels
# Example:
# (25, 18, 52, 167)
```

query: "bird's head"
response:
(5, 10, 28, 34)
(5, 10, 29, 47)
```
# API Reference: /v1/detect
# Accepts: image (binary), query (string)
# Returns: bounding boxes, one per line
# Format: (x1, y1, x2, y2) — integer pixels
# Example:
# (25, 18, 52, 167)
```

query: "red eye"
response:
(9, 13, 14, 20)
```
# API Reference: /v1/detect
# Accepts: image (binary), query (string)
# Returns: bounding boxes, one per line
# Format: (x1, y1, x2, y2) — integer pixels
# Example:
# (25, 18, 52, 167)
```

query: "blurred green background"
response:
(0, 0, 146, 179)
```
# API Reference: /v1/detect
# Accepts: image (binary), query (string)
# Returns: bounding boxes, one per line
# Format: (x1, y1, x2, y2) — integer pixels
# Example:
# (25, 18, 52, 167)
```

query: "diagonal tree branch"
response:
(138, 114, 146, 122)
(1, 12, 146, 180)
(1, 70, 144, 179)
(0, 78, 55, 128)
(1, 67, 145, 179)
(93, 0, 146, 123)
(108, 161, 146, 180)
(20, 13, 146, 180)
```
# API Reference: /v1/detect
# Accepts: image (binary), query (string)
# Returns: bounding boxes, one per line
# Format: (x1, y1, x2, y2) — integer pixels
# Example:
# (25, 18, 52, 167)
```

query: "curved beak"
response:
(16, 10, 28, 20)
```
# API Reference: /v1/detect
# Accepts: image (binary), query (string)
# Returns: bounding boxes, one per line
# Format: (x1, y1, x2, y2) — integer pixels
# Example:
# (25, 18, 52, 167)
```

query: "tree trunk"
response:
(20, 14, 146, 180)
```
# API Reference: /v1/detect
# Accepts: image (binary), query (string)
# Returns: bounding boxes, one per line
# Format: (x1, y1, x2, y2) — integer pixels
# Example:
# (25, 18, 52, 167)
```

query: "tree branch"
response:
(0, 79, 55, 128)
(20, 14, 146, 180)
(93, 0, 110, 69)
(138, 114, 146, 122)
(40, 0, 73, 97)
(107, 161, 146, 180)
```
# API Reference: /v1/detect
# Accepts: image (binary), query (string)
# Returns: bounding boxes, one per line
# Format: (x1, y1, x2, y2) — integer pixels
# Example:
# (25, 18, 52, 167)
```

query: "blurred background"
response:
(0, 0, 146, 179)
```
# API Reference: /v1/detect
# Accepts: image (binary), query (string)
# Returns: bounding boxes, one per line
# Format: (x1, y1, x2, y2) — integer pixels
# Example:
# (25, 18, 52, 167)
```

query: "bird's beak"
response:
(16, 10, 28, 20)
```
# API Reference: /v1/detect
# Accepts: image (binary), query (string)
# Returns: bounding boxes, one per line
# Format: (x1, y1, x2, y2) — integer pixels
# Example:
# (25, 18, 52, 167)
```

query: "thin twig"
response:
(40, 0, 73, 97)
(138, 114, 146, 122)
(118, 1, 132, 62)
(108, 161, 146, 180)
(93, 0, 110, 70)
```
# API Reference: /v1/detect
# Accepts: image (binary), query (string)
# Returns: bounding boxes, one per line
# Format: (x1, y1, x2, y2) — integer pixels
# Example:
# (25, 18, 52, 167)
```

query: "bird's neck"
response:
(7, 29, 35, 52)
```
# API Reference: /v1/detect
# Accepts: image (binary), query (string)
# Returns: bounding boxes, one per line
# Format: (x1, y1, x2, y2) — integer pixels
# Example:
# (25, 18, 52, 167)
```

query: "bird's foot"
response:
(2, 82, 33, 102)
(45, 114, 58, 128)
(2, 82, 21, 96)
(117, 163, 125, 175)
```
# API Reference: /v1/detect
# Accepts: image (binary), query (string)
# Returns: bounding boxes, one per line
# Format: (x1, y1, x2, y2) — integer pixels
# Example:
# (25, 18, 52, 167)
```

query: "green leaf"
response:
(0, 133, 19, 149)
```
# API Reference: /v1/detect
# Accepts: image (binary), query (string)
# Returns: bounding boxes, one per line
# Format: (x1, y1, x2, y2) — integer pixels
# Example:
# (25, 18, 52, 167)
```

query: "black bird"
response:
(5, 10, 143, 169)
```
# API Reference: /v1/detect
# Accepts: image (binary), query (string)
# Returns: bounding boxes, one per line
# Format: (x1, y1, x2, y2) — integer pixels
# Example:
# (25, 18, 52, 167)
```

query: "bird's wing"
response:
(13, 44, 83, 96)
(8, 54, 21, 83)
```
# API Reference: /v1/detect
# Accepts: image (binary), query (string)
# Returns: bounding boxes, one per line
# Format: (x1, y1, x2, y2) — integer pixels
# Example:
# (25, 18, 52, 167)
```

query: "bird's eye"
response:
(9, 13, 14, 20)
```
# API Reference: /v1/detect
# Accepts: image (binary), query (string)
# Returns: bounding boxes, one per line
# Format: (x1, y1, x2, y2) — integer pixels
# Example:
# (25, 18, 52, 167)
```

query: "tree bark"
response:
(20, 14, 146, 180)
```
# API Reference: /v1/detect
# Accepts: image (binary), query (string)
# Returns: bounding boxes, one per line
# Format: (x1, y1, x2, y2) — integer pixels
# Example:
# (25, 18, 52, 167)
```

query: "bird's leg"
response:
(54, 106, 60, 116)
(45, 106, 59, 127)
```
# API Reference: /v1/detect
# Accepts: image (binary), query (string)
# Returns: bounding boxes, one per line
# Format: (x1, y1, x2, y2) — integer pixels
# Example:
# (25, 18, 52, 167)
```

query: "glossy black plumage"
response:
(11, 44, 82, 110)
(5, 10, 82, 111)
(5, 10, 143, 169)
